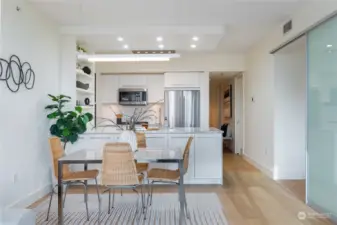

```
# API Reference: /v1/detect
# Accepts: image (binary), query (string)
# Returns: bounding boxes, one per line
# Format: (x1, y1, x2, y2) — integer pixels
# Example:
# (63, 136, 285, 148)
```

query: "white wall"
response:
(244, 2, 337, 178)
(274, 37, 306, 180)
(96, 53, 244, 73)
(0, 0, 60, 207)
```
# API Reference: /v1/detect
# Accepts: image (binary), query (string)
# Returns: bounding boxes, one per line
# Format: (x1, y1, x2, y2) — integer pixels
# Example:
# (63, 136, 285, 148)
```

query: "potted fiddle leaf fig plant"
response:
(45, 94, 93, 148)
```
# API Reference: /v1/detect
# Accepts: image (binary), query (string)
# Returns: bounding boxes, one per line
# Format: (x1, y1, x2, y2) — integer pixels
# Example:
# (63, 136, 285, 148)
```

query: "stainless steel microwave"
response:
(118, 88, 148, 106)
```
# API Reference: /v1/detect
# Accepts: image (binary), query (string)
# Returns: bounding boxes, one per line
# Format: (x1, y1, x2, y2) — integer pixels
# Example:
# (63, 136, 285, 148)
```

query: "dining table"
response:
(57, 147, 187, 225)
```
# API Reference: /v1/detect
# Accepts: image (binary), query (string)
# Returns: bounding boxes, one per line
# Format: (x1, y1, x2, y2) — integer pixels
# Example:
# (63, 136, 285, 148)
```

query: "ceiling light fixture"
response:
(156, 36, 163, 42)
(192, 36, 199, 41)
(190, 44, 197, 48)
(327, 44, 333, 48)
(117, 37, 124, 42)
(158, 44, 164, 49)
(78, 53, 180, 62)
(123, 44, 129, 49)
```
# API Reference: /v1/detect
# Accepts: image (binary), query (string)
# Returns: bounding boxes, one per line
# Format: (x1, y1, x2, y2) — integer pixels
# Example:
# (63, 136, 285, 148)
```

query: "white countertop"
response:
(85, 127, 223, 134)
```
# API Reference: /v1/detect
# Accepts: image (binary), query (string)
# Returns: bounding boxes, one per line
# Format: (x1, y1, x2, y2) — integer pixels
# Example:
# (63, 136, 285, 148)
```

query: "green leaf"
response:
(45, 104, 59, 110)
(47, 111, 59, 119)
(59, 95, 71, 99)
(62, 128, 70, 137)
(84, 113, 93, 121)
(75, 106, 83, 114)
(48, 94, 58, 102)
(68, 134, 79, 144)
(50, 124, 61, 137)
(81, 114, 89, 124)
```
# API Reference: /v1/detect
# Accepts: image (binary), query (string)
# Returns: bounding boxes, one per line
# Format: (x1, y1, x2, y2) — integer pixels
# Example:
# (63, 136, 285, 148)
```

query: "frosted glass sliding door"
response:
(307, 15, 337, 219)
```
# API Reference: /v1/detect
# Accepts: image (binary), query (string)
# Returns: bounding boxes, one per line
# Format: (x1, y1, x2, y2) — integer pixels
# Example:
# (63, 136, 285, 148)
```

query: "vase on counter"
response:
(118, 130, 137, 152)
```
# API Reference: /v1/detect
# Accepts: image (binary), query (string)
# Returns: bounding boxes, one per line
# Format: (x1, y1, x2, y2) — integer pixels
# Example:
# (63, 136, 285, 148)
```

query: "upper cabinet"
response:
(118, 75, 147, 87)
(97, 75, 119, 103)
(147, 75, 164, 102)
(164, 72, 200, 88)
(97, 74, 164, 104)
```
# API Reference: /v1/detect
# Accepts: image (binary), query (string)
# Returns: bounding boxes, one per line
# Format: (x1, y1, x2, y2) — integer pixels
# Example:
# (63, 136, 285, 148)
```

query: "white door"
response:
(234, 75, 244, 155)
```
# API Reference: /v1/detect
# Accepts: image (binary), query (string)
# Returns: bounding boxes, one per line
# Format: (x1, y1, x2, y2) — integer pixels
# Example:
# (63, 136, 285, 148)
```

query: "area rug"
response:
(34, 193, 228, 225)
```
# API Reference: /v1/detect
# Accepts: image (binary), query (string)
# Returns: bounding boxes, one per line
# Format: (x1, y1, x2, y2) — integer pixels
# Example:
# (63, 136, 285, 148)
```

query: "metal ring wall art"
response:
(0, 55, 35, 93)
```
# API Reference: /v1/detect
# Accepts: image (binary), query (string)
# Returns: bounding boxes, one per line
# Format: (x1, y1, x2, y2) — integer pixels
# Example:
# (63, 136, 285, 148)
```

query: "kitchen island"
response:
(68, 127, 223, 185)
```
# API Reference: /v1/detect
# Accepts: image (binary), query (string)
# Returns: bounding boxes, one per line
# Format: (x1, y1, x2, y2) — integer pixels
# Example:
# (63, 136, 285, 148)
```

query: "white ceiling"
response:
(30, 0, 309, 53)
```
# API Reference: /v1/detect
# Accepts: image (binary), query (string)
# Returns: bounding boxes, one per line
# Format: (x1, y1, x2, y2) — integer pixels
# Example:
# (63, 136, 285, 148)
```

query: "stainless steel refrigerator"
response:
(164, 90, 200, 127)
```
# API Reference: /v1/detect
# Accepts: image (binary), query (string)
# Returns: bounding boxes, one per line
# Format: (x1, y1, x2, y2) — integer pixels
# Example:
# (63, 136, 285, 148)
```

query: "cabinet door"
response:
(167, 134, 195, 180)
(147, 75, 164, 103)
(98, 75, 119, 103)
(145, 134, 167, 148)
(164, 72, 200, 88)
(119, 75, 147, 87)
(194, 134, 222, 179)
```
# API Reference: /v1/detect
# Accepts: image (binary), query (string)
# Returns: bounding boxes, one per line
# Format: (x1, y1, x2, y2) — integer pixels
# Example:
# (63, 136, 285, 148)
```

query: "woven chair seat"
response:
(63, 169, 99, 181)
(147, 168, 180, 182)
(136, 163, 149, 173)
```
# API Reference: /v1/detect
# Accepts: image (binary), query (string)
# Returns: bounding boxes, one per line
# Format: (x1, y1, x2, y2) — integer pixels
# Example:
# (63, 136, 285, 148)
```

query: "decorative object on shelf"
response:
(223, 84, 232, 118)
(45, 94, 93, 148)
(76, 44, 87, 53)
(76, 81, 89, 90)
(0, 55, 35, 93)
(82, 66, 91, 75)
(84, 98, 90, 105)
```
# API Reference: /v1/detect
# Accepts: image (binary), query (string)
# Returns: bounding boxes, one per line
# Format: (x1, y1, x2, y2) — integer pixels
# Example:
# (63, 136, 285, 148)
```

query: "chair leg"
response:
(108, 189, 111, 214)
(94, 178, 101, 224)
(45, 187, 54, 221)
(112, 188, 115, 208)
(149, 181, 154, 206)
(132, 188, 140, 214)
(121, 188, 123, 196)
(62, 184, 69, 208)
(140, 185, 147, 220)
(83, 183, 90, 221)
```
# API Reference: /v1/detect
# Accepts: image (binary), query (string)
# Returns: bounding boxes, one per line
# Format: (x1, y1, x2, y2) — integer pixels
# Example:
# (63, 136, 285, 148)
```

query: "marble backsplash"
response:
(97, 103, 164, 126)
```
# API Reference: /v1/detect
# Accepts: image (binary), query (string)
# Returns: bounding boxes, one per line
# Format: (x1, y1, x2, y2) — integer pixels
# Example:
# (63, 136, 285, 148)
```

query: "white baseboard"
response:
(242, 154, 274, 179)
(7, 184, 52, 208)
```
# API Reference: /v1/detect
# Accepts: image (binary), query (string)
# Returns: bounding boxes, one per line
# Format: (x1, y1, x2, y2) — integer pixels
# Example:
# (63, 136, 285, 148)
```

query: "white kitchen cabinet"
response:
(98, 75, 119, 103)
(146, 75, 164, 103)
(194, 134, 222, 179)
(167, 134, 195, 180)
(164, 72, 200, 88)
(118, 75, 147, 87)
(145, 134, 167, 148)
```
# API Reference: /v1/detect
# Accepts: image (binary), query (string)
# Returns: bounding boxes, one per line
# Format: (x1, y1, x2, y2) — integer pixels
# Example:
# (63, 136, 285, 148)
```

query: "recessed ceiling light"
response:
(192, 36, 199, 41)
(190, 44, 197, 48)
(137, 51, 140, 54)
(123, 44, 129, 49)
(145, 51, 148, 54)
(327, 44, 333, 48)
(156, 36, 163, 42)
(117, 37, 124, 42)
(158, 44, 164, 49)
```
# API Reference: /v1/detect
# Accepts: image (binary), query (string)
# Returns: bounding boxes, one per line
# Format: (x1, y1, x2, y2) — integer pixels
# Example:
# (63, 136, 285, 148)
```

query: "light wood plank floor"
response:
(30, 152, 333, 225)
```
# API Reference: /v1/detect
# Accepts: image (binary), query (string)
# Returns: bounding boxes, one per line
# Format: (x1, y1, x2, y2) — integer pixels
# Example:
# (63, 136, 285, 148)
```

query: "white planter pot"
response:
(118, 130, 137, 152)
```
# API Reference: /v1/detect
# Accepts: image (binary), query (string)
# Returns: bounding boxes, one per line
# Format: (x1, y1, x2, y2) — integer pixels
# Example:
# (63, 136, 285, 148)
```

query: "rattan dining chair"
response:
(147, 137, 194, 218)
(135, 132, 149, 174)
(46, 137, 100, 221)
(99, 142, 147, 222)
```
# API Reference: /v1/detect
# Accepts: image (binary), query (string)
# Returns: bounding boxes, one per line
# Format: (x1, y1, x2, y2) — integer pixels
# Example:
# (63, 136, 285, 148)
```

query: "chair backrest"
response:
(101, 142, 140, 186)
(49, 137, 70, 179)
(183, 137, 194, 173)
(136, 132, 147, 148)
